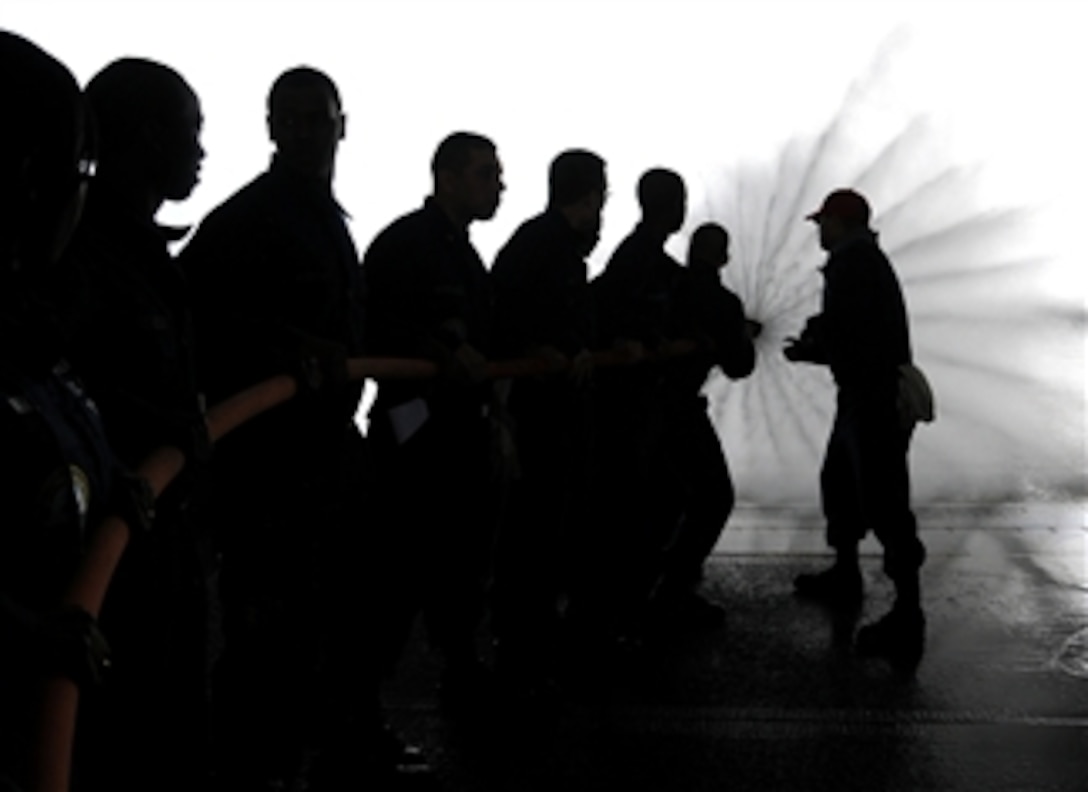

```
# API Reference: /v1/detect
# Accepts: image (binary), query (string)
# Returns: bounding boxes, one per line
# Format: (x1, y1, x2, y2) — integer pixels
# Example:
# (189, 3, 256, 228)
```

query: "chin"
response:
(166, 184, 197, 202)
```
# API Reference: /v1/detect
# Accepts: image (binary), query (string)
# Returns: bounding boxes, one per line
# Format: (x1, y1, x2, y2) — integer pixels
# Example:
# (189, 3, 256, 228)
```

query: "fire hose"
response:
(32, 339, 695, 792)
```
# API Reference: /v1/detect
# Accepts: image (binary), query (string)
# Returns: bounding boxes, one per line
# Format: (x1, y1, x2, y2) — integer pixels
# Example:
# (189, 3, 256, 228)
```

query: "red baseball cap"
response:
(805, 188, 871, 225)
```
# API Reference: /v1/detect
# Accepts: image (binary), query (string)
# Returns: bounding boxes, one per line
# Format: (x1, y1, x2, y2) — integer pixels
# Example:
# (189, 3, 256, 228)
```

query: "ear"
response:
(339, 112, 347, 141)
(435, 167, 456, 197)
(141, 119, 164, 155)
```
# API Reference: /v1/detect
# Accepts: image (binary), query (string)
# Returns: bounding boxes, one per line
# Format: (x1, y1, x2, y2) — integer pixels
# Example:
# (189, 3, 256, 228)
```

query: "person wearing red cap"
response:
(784, 188, 926, 666)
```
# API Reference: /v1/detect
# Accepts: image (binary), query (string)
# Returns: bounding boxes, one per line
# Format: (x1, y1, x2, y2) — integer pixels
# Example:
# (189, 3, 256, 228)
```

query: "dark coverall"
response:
(179, 155, 366, 784)
(55, 183, 211, 790)
(361, 196, 495, 676)
(800, 230, 924, 582)
(654, 266, 755, 597)
(0, 308, 118, 791)
(489, 207, 595, 677)
(587, 222, 683, 635)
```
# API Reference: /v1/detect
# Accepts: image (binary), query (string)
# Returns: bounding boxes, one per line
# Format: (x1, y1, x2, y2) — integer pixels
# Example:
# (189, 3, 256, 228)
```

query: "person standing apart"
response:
(785, 188, 926, 666)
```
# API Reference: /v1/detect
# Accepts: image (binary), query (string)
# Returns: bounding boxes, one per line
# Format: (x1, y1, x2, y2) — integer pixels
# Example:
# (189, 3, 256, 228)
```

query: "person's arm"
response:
(713, 291, 757, 379)
(783, 313, 829, 364)
(0, 593, 110, 688)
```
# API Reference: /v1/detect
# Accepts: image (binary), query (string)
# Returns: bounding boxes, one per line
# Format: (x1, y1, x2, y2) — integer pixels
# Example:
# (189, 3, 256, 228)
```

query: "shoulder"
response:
(194, 173, 277, 234)
(607, 230, 641, 261)
(180, 174, 284, 269)
(365, 207, 417, 246)
(719, 285, 744, 308)
(661, 251, 684, 275)
(360, 206, 433, 276)
(597, 232, 643, 280)
(510, 211, 553, 241)
(492, 213, 551, 266)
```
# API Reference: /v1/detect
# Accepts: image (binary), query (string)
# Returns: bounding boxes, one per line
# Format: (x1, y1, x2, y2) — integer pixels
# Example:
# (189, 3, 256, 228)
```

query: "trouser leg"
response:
(828, 390, 924, 599)
(369, 409, 494, 670)
(658, 403, 733, 592)
(857, 414, 924, 603)
(821, 406, 867, 559)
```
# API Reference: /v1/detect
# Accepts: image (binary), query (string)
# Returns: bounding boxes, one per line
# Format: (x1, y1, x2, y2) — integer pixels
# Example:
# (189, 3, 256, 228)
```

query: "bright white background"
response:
(5, 0, 1082, 277)
(6, 0, 1085, 505)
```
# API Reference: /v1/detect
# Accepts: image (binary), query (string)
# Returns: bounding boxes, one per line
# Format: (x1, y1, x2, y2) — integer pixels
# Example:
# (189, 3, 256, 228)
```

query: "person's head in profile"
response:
(0, 29, 92, 274)
(637, 167, 686, 235)
(805, 188, 871, 252)
(85, 57, 204, 205)
(687, 222, 730, 271)
(548, 148, 607, 257)
(267, 66, 345, 182)
(431, 131, 504, 227)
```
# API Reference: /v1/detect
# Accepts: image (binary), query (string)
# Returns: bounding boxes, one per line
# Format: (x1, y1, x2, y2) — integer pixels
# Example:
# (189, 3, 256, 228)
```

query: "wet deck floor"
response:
(381, 504, 1088, 791)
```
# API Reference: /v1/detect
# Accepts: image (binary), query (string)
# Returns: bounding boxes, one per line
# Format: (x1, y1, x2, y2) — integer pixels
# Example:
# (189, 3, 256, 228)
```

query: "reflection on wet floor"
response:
(383, 504, 1087, 791)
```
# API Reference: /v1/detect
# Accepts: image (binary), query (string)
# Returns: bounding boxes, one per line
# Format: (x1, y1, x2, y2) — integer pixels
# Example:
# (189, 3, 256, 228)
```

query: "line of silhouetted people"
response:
(0, 31, 931, 792)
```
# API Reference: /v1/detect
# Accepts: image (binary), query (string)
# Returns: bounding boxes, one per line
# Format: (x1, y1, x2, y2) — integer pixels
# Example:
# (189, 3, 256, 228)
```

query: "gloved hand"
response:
(33, 605, 112, 688)
(783, 316, 824, 363)
(166, 410, 213, 466)
(690, 333, 717, 355)
(112, 469, 156, 535)
(291, 338, 348, 395)
(613, 338, 646, 364)
(783, 336, 819, 362)
(438, 342, 489, 385)
(489, 407, 521, 484)
(526, 345, 568, 381)
(569, 348, 594, 387)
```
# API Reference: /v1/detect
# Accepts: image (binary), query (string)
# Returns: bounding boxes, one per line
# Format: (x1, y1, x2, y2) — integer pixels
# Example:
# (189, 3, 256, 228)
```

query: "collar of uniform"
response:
(267, 154, 350, 219)
(831, 228, 877, 255)
(632, 220, 671, 247)
(688, 263, 722, 285)
(821, 228, 879, 271)
(542, 206, 581, 248)
(422, 195, 470, 242)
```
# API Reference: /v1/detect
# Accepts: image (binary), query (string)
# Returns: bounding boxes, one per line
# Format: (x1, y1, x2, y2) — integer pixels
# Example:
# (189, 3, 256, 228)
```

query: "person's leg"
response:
(492, 386, 570, 690)
(648, 401, 730, 629)
(213, 534, 320, 790)
(872, 421, 924, 607)
(659, 402, 732, 591)
(560, 374, 651, 689)
(308, 427, 432, 788)
(416, 412, 497, 704)
(794, 402, 865, 606)
(853, 408, 926, 662)
(364, 420, 428, 679)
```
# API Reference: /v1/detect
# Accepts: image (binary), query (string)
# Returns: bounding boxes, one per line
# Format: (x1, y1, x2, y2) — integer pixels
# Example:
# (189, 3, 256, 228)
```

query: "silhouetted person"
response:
(59, 58, 207, 466)
(645, 222, 757, 632)
(0, 29, 120, 792)
(52, 58, 211, 791)
(785, 188, 925, 665)
(583, 167, 686, 652)
(489, 149, 604, 704)
(361, 131, 503, 713)
(179, 66, 368, 791)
